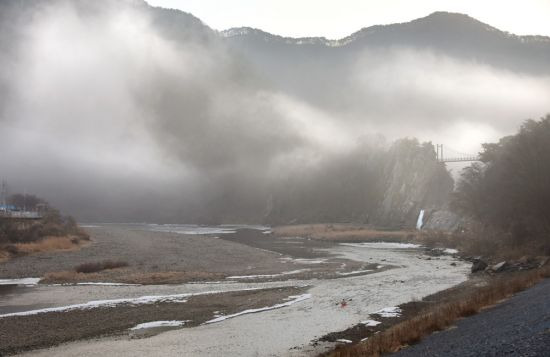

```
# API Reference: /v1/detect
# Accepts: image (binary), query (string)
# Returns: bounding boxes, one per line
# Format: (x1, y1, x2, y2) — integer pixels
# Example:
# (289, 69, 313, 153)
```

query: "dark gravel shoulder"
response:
(394, 278, 550, 357)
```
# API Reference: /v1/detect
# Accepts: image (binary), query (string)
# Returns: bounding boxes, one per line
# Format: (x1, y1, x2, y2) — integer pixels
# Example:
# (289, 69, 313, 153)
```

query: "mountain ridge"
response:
(221, 11, 550, 47)
(1, 0, 549, 224)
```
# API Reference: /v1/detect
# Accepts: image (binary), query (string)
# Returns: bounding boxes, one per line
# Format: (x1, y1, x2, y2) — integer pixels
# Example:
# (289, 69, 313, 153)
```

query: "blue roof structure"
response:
(0, 204, 17, 211)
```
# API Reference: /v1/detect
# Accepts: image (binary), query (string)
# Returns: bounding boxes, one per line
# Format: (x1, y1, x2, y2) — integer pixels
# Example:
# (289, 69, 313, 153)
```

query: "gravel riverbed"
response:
(1, 225, 469, 356)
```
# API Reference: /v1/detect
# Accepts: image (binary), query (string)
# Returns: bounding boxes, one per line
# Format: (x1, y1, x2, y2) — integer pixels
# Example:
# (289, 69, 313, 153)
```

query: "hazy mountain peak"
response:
(414, 11, 501, 32)
(221, 27, 333, 46)
(341, 11, 505, 44)
(222, 11, 550, 49)
(423, 10, 478, 21)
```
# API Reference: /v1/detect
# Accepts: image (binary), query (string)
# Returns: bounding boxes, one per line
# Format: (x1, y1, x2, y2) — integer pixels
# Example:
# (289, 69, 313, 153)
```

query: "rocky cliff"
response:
(375, 139, 454, 228)
(265, 138, 456, 229)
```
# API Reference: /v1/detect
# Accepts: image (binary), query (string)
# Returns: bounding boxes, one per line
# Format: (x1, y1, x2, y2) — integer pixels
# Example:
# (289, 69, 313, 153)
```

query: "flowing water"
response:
(4, 242, 469, 357)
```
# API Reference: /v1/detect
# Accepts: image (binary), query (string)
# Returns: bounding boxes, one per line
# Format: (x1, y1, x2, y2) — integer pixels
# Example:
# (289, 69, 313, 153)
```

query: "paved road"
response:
(395, 278, 550, 357)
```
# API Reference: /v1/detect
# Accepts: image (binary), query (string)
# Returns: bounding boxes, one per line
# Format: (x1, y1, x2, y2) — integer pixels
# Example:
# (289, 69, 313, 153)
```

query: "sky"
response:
(1, 0, 549, 221)
(145, 0, 550, 39)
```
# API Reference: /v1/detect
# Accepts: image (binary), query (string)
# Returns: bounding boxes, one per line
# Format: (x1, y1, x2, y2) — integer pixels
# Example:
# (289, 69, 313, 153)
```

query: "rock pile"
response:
(469, 256, 548, 274)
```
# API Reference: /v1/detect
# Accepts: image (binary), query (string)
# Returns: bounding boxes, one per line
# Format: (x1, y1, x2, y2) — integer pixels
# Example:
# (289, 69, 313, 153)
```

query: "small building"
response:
(0, 204, 17, 212)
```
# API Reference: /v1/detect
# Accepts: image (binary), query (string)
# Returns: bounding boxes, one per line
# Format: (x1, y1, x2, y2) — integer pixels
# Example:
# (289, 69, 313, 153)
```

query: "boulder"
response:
(471, 259, 488, 273)
(537, 256, 549, 267)
(490, 261, 507, 272)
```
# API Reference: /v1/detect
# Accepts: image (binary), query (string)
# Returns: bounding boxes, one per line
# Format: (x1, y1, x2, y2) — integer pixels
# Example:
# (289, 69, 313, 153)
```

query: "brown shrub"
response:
(75, 260, 129, 274)
(274, 224, 413, 242)
(38, 223, 66, 238)
(0, 249, 9, 262)
(41, 270, 224, 285)
(3, 244, 19, 255)
(41, 271, 101, 284)
(417, 230, 454, 249)
(417, 222, 547, 261)
(123, 271, 225, 285)
(14, 236, 79, 254)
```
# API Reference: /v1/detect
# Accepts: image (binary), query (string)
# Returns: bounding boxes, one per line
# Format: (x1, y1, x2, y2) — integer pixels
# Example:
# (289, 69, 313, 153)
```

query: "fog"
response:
(0, 0, 548, 222)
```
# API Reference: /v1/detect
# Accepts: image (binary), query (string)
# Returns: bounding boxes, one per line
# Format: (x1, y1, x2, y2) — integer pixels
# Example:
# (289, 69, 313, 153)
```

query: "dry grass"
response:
(41, 270, 225, 285)
(329, 266, 550, 357)
(274, 224, 414, 242)
(75, 260, 128, 273)
(0, 250, 9, 262)
(40, 259, 130, 284)
(123, 271, 225, 285)
(12, 236, 83, 254)
(40, 271, 103, 284)
(417, 229, 549, 261)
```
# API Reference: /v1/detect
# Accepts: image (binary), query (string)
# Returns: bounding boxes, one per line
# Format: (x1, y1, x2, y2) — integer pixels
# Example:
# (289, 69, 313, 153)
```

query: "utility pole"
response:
(1, 180, 7, 211)
(436, 144, 445, 162)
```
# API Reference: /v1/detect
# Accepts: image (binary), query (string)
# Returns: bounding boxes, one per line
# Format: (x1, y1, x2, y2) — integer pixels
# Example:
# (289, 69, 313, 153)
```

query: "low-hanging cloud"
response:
(0, 0, 548, 222)
(348, 47, 550, 148)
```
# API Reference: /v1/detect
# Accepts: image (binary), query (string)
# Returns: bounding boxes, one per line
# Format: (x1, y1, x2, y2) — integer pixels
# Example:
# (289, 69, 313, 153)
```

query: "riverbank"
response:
(0, 225, 408, 284)
(0, 286, 308, 355)
(291, 223, 550, 356)
(0, 225, 293, 283)
(326, 265, 550, 356)
(0, 224, 469, 356)
(393, 277, 550, 356)
(0, 212, 90, 263)
(0, 235, 89, 263)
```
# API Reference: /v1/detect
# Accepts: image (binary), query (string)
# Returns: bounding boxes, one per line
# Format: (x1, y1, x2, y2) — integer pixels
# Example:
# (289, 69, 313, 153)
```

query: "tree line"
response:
(452, 115, 550, 253)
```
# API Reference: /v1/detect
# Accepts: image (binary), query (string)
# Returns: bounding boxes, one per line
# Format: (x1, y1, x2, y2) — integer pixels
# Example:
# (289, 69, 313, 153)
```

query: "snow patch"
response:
(0, 287, 266, 318)
(373, 307, 401, 318)
(0, 296, 188, 318)
(432, 247, 459, 255)
(336, 339, 352, 343)
(0, 278, 41, 286)
(280, 257, 326, 264)
(205, 294, 311, 324)
(336, 269, 373, 276)
(227, 269, 308, 280)
(75, 282, 140, 286)
(361, 319, 381, 326)
(341, 243, 421, 249)
(148, 225, 237, 235)
(146, 224, 270, 236)
(293, 258, 326, 264)
(130, 320, 188, 330)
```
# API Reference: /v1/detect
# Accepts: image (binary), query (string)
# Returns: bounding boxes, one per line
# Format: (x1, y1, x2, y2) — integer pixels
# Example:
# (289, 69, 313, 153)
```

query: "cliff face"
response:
(375, 139, 454, 228)
(264, 139, 455, 229)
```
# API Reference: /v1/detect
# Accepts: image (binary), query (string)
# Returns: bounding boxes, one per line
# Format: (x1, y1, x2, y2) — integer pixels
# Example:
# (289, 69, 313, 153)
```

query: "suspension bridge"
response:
(435, 144, 480, 163)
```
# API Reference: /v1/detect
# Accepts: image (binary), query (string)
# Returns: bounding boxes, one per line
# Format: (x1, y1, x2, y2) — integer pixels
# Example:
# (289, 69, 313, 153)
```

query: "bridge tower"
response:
(435, 144, 480, 163)
(0, 180, 7, 211)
